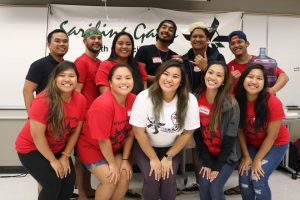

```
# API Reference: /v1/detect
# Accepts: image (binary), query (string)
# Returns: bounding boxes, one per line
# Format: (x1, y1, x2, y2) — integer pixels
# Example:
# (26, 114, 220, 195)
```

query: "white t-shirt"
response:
(130, 89, 200, 147)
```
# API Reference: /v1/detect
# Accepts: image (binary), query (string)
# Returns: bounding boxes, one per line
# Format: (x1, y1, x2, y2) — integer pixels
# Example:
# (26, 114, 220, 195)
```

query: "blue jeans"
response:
(239, 143, 288, 200)
(199, 162, 237, 200)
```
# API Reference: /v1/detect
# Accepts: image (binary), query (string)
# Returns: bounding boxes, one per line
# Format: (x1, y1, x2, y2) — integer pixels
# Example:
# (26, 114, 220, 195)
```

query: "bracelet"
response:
(61, 151, 71, 158)
(122, 158, 129, 160)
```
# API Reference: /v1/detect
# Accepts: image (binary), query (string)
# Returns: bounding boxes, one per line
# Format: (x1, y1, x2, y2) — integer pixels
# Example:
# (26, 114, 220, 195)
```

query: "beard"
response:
(158, 34, 172, 44)
(87, 44, 102, 54)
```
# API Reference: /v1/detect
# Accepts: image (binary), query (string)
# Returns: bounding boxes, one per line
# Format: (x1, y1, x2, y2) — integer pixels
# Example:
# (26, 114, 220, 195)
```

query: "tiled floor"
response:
(0, 169, 299, 199)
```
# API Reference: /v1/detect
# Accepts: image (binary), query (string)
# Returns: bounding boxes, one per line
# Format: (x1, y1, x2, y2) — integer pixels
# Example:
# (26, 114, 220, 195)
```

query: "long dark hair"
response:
(235, 64, 269, 132)
(45, 61, 78, 139)
(149, 59, 189, 130)
(109, 31, 144, 94)
(196, 61, 233, 131)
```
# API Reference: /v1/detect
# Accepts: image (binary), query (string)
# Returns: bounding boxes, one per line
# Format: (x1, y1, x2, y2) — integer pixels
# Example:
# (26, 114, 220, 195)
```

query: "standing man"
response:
(181, 21, 225, 193)
(223, 30, 289, 196)
(23, 29, 69, 113)
(135, 19, 178, 84)
(74, 27, 102, 200)
(227, 30, 289, 94)
(183, 21, 225, 92)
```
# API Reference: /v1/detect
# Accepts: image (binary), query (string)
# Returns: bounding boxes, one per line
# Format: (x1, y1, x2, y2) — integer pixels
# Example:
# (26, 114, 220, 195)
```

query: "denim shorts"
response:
(83, 159, 108, 170)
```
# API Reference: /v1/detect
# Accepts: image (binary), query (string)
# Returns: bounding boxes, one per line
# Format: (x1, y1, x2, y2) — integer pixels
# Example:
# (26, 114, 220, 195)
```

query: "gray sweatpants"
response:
(132, 141, 182, 200)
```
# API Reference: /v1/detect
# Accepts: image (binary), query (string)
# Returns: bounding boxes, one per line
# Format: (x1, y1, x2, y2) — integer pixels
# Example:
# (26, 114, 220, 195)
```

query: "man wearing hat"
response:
(23, 29, 69, 113)
(227, 30, 289, 94)
(182, 21, 225, 92)
(181, 21, 225, 193)
(74, 27, 102, 200)
(135, 19, 178, 85)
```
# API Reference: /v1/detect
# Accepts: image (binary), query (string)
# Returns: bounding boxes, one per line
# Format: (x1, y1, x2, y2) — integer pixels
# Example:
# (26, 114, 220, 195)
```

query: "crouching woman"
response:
(130, 60, 200, 200)
(194, 61, 241, 200)
(15, 61, 87, 200)
(235, 64, 290, 200)
(76, 64, 136, 200)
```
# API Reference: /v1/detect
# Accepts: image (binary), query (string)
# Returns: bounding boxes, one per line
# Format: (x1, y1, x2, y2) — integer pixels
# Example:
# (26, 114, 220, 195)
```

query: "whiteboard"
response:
(268, 16, 300, 107)
(0, 6, 48, 108)
(243, 14, 268, 56)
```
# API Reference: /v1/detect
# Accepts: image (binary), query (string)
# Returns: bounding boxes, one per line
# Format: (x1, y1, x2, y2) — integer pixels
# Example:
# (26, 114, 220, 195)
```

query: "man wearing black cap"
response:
(74, 27, 102, 200)
(135, 20, 178, 85)
(227, 30, 289, 94)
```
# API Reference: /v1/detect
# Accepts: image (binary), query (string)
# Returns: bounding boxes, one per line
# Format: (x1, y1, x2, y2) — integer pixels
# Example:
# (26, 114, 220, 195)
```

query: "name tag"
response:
(152, 57, 162, 63)
(194, 66, 201, 72)
(199, 106, 210, 115)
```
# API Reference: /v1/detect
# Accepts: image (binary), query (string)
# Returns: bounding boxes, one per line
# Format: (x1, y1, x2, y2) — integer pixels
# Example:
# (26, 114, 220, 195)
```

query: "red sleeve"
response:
(29, 93, 49, 124)
(95, 61, 113, 87)
(87, 96, 114, 140)
(127, 93, 137, 109)
(268, 95, 285, 122)
(125, 93, 136, 130)
(276, 66, 285, 77)
(75, 56, 87, 84)
(137, 62, 148, 81)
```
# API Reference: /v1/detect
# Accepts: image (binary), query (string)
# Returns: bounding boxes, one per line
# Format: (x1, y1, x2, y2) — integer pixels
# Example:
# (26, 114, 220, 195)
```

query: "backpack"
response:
(289, 139, 300, 172)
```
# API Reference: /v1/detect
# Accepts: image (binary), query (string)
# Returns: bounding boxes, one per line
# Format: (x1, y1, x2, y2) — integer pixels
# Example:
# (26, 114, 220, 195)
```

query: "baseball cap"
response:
(228, 30, 247, 42)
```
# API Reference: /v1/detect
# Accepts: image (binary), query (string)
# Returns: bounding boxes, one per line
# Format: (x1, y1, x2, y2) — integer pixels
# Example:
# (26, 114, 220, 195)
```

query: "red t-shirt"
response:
(227, 56, 285, 91)
(243, 95, 290, 148)
(198, 92, 222, 156)
(15, 91, 87, 154)
(75, 53, 101, 108)
(76, 91, 136, 163)
(95, 59, 148, 87)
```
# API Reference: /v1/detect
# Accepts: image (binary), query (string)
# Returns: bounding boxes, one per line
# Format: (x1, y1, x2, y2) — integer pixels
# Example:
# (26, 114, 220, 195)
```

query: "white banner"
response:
(48, 5, 242, 63)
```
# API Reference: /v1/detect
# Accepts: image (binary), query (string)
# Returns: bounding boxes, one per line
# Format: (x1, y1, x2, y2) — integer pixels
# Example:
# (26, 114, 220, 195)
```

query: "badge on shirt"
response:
(152, 57, 162, 63)
(199, 106, 210, 115)
(193, 65, 202, 72)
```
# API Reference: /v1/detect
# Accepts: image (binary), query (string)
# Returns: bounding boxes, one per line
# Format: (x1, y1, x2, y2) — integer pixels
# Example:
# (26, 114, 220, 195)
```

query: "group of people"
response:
(14, 18, 290, 200)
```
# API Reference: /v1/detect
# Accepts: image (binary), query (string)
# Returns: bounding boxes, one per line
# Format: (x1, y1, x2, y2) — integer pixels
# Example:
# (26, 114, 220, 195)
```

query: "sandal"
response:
(224, 186, 240, 195)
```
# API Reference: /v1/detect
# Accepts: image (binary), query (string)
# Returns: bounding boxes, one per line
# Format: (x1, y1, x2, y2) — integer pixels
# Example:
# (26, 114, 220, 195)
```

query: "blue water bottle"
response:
(249, 48, 277, 87)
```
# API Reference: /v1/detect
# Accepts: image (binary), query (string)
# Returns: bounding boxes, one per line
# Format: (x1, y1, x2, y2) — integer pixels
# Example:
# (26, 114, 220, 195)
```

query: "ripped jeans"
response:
(239, 143, 288, 200)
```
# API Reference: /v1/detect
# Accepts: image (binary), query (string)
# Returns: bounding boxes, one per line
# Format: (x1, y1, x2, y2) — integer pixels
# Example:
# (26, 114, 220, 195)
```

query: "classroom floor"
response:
(0, 169, 299, 200)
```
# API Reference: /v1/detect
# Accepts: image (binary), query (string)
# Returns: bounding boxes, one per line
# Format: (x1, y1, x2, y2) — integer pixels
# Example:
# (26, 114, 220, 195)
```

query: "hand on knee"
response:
(118, 170, 130, 189)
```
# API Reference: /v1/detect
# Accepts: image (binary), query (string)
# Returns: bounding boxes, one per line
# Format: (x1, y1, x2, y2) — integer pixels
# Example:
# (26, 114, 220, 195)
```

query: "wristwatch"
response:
(164, 154, 173, 161)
